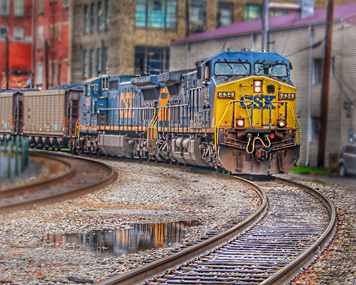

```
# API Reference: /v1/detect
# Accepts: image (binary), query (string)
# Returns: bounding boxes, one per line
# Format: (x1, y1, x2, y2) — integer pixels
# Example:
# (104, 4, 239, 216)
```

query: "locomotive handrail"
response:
(98, 107, 156, 111)
(147, 108, 158, 141)
(286, 102, 302, 145)
(75, 118, 79, 137)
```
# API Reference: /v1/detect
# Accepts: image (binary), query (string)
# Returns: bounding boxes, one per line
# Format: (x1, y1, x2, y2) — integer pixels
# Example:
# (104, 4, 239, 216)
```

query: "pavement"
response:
(287, 172, 356, 189)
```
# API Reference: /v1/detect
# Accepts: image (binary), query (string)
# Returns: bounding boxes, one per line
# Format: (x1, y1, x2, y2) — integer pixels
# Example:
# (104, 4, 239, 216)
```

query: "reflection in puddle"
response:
(40, 221, 200, 257)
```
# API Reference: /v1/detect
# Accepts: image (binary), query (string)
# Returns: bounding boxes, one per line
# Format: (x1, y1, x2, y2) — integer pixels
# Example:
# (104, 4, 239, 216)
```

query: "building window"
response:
(89, 49, 95, 77)
(63, 0, 69, 9)
(90, 4, 96, 32)
(98, 2, 103, 30)
(38, 0, 44, 14)
(36, 62, 43, 85)
(217, 2, 233, 27)
(53, 60, 58, 85)
(103, 47, 108, 74)
(311, 117, 320, 141)
(312, 58, 334, 85)
(105, 0, 109, 28)
(135, 0, 178, 29)
(134, 46, 169, 75)
(0, 26, 8, 38)
(245, 4, 261, 20)
(37, 26, 44, 50)
(49, 61, 53, 85)
(14, 0, 23, 16)
(97, 48, 102, 75)
(83, 50, 88, 78)
(13, 27, 23, 41)
(190, 1, 206, 33)
(84, 5, 89, 33)
(0, 0, 8, 15)
(271, 10, 287, 17)
(55, 23, 61, 41)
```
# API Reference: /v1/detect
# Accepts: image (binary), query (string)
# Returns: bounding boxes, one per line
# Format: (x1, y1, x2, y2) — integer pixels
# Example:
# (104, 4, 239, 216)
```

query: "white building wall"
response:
(170, 21, 356, 168)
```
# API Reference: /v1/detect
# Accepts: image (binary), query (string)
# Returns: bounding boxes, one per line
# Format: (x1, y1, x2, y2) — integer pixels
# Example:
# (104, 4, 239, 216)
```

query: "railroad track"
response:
(98, 174, 336, 285)
(0, 152, 117, 213)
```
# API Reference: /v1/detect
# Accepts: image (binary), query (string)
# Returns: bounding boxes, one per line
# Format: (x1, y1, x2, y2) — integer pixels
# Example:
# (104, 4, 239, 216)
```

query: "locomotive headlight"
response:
(277, 119, 286, 128)
(236, 119, 245, 128)
(254, 81, 262, 93)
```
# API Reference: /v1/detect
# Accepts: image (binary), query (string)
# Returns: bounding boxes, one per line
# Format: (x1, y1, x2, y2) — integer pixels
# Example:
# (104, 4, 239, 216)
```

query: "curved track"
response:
(99, 175, 336, 285)
(0, 152, 117, 213)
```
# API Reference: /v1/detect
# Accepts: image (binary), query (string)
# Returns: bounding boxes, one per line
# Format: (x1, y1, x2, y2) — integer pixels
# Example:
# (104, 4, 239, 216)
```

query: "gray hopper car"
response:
(22, 89, 82, 149)
(0, 91, 24, 138)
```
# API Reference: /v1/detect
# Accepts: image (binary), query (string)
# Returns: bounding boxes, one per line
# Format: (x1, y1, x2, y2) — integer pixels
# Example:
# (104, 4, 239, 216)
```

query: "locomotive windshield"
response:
(214, 62, 250, 76)
(254, 63, 288, 77)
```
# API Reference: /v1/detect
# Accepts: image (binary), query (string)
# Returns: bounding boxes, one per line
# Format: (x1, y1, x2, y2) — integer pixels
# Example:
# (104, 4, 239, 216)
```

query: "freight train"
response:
(0, 50, 301, 174)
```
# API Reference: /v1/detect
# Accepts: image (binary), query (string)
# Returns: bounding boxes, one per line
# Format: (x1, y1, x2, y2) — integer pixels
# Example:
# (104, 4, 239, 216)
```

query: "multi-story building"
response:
(0, 0, 69, 90)
(169, 2, 356, 168)
(0, 0, 33, 88)
(69, 0, 309, 83)
(34, 0, 70, 89)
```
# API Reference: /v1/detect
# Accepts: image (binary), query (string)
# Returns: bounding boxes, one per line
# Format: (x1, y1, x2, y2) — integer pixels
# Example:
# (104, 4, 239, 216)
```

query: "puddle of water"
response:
(39, 221, 200, 257)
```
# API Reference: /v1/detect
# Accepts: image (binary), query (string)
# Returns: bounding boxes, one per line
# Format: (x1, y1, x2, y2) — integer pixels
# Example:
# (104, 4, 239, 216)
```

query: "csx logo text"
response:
(240, 95, 276, 109)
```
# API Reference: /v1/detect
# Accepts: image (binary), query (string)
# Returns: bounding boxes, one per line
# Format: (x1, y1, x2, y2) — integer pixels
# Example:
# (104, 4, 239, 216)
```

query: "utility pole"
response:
(185, 0, 190, 37)
(5, 33, 9, 90)
(31, 0, 35, 88)
(262, 0, 269, 51)
(317, 0, 334, 167)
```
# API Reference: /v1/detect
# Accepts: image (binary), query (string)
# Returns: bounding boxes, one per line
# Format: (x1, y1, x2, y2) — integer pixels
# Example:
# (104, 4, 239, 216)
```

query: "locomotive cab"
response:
(209, 50, 300, 174)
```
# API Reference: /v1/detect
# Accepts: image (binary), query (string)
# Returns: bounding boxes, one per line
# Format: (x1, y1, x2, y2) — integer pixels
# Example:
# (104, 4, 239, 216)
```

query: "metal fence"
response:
(0, 137, 29, 179)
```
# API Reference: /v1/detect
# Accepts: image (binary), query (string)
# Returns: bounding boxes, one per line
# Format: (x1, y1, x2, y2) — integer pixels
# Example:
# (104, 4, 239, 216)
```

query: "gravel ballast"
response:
(286, 177, 356, 285)
(0, 160, 259, 284)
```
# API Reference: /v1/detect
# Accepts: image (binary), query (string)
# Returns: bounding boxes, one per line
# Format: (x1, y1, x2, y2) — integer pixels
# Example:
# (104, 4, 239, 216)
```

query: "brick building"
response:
(0, 0, 32, 88)
(69, 0, 310, 84)
(169, 2, 356, 167)
(0, 0, 70, 90)
(34, 0, 70, 89)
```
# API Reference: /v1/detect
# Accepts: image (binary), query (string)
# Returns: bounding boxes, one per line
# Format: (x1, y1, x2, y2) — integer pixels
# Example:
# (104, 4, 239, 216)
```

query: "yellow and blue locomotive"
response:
(77, 50, 301, 174)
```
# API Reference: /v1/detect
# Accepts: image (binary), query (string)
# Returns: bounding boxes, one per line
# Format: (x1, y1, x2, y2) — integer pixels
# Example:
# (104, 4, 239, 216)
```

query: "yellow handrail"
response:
(75, 118, 80, 137)
(147, 108, 158, 141)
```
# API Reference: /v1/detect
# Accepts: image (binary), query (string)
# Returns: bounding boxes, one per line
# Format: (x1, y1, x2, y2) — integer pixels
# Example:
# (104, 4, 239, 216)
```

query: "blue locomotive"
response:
(76, 50, 301, 174)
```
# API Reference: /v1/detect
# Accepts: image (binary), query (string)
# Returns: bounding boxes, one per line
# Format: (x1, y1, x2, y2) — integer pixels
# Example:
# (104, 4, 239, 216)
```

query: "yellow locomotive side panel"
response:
(214, 76, 297, 130)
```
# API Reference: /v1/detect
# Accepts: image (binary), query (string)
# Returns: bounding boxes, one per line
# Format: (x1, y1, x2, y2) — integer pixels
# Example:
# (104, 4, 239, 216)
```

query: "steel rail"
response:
(261, 176, 337, 285)
(0, 152, 117, 213)
(99, 176, 268, 285)
(0, 152, 74, 197)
